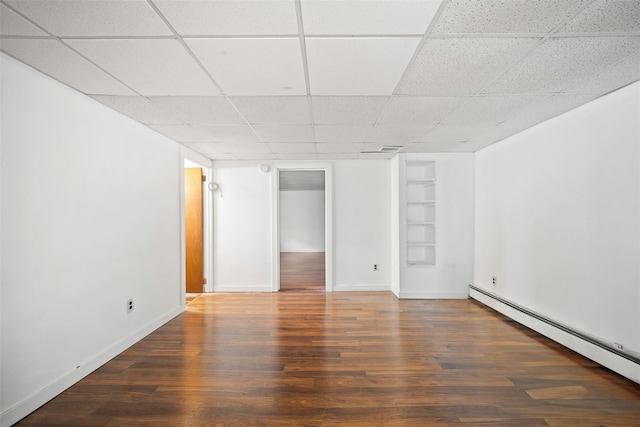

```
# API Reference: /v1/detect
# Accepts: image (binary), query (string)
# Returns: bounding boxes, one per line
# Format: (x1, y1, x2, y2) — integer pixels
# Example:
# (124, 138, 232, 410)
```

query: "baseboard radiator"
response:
(469, 285, 640, 384)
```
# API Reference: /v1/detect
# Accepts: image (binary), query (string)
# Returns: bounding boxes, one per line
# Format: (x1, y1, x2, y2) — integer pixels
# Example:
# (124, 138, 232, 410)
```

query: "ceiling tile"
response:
(370, 125, 433, 143)
(316, 143, 364, 153)
(190, 126, 260, 143)
(306, 37, 420, 95)
(0, 3, 47, 36)
(181, 142, 228, 154)
(314, 125, 375, 143)
(186, 38, 306, 96)
(404, 142, 468, 153)
(148, 97, 245, 125)
(312, 96, 388, 124)
(561, 0, 640, 33)
(267, 143, 316, 153)
(91, 96, 178, 124)
(253, 125, 315, 143)
(154, 0, 298, 36)
(277, 153, 318, 160)
(432, 0, 587, 34)
(564, 51, 640, 95)
(440, 95, 551, 126)
(230, 96, 311, 124)
(234, 153, 279, 160)
(148, 124, 212, 142)
(379, 96, 466, 125)
(484, 37, 640, 94)
(398, 38, 541, 95)
(0, 39, 136, 95)
(420, 123, 492, 143)
(301, 0, 442, 35)
(215, 143, 272, 154)
(316, 153, 358, 160)
(66, 39, 220, 96)
(507, 93, 599, 126)
(204, 153, 239, 160)
(5, 0, 172, 36)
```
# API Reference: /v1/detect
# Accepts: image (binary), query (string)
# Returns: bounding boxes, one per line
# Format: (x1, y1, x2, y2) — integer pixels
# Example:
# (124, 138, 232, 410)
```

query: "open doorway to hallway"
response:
(278, 170, 326, 292)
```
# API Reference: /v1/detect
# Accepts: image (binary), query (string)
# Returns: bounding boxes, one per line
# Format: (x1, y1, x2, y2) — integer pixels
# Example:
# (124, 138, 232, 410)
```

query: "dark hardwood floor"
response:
(280, 252, 325, 292)
(15, 292, 640, 426)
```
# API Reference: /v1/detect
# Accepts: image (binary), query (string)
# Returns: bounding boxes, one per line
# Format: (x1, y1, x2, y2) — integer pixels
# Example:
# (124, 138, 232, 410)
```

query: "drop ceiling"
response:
(1, 0, 639, 160)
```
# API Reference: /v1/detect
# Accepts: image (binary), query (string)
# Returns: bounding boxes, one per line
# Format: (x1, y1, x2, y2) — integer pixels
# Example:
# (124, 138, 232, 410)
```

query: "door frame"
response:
(271, 164, 333, 292)
(180, 147, 213, 308)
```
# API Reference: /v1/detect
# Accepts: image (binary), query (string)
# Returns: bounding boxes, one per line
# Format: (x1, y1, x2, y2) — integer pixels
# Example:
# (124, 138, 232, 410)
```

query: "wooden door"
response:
(185, 168, 204, 293)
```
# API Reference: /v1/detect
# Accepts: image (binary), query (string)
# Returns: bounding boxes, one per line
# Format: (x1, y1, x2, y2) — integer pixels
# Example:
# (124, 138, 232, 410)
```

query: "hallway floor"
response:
(14, 291, 640, 426)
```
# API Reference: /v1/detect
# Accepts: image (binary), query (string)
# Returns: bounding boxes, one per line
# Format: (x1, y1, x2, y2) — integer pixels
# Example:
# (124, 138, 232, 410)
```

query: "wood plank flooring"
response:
(280, 252, 325, 292)
(15, 291, 640, 426)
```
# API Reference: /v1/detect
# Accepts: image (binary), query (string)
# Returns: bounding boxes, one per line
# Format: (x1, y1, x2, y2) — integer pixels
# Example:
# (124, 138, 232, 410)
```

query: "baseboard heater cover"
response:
(469, 285, 640, 382)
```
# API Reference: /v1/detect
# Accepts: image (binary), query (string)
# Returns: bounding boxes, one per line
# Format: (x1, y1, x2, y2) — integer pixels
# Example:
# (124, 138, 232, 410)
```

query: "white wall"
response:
(395, 153, 475, 299)
(475, 82, 640, 367)
(280, 190, 325, 252)
(0, 54, 183, 426)
(212, 160, 391, 292)
(333, 161, 391, 291)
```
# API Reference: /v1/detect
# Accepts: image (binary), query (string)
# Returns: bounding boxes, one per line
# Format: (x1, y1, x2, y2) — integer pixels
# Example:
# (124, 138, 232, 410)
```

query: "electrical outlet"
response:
(374, 264, 379, 271)
(492, 276, 497, 286)
(127, 299, 134, 313)
(614, 342, 624, 350)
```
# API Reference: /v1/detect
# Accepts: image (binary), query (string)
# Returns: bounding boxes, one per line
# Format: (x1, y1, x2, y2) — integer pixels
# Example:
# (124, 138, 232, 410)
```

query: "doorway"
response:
(183, 157, 212, 305)
(278, 170, 326, 292)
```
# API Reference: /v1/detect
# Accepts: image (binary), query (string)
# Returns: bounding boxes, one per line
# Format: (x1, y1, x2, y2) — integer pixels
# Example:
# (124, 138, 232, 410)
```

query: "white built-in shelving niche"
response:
(406, 161, 436, 267)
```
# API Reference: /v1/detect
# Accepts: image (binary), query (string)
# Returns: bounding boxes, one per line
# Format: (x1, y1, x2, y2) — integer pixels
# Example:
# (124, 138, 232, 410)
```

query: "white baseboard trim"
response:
(396, 291, 469, 299)
(1, 307, 184, 427)
(469, 286, 640, 385)
(332, 284, 390, 292)
(213, 284, 272, 292)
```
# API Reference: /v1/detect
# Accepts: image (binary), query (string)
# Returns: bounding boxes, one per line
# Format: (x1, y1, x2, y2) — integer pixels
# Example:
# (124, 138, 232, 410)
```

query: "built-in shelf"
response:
(405, 161, 436, 267)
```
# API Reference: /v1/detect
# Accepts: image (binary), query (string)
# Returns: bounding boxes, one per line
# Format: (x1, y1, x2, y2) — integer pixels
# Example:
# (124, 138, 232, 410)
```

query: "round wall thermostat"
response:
(260, 164, 270, 173)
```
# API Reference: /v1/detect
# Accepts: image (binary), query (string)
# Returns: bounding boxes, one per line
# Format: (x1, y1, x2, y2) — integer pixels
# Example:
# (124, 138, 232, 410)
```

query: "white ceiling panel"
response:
(0, 3, 47, 36)
(301, 0, 442, 35)
(148, 124, 212, 142)
(561, 0, 640, 33)
(306, 37, 420, 95)
(507, 93, 599, 126)
(91, 96, 179, 124)
(370, 125, 434, 143)
(404, 142, 469, 153)
(181, 142, 228, 154)
(379, 96, 466, 126)
(314, 125, 375, 143)
(316, 153, 358, 160)
(215, 143, 272, 154)
(234, 153, 278, 160)
(190, 126, 260, 144)
(5, 0, 172, 37)
(154, 0, 298, 36)
(187, 38, 306, 96)
(148, 97, 245, 125)
(484, 37, 640, 95)
(267, 143, 316, 153)
(441, 95, 551, 126)
(432, 0, 587, 34)
(0, 39, 136, 95)
(312, 96, 388, 124)
(277, 153, 319, 160)
(230, 97, 311, 125)
(420, 123, 493, 143)
(564, 51, 640, 95)
(66, 39, 220, 96)
(253, 126, 315, 143)
(398, 38, 541, 95)
(316, 143, 364, 153)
